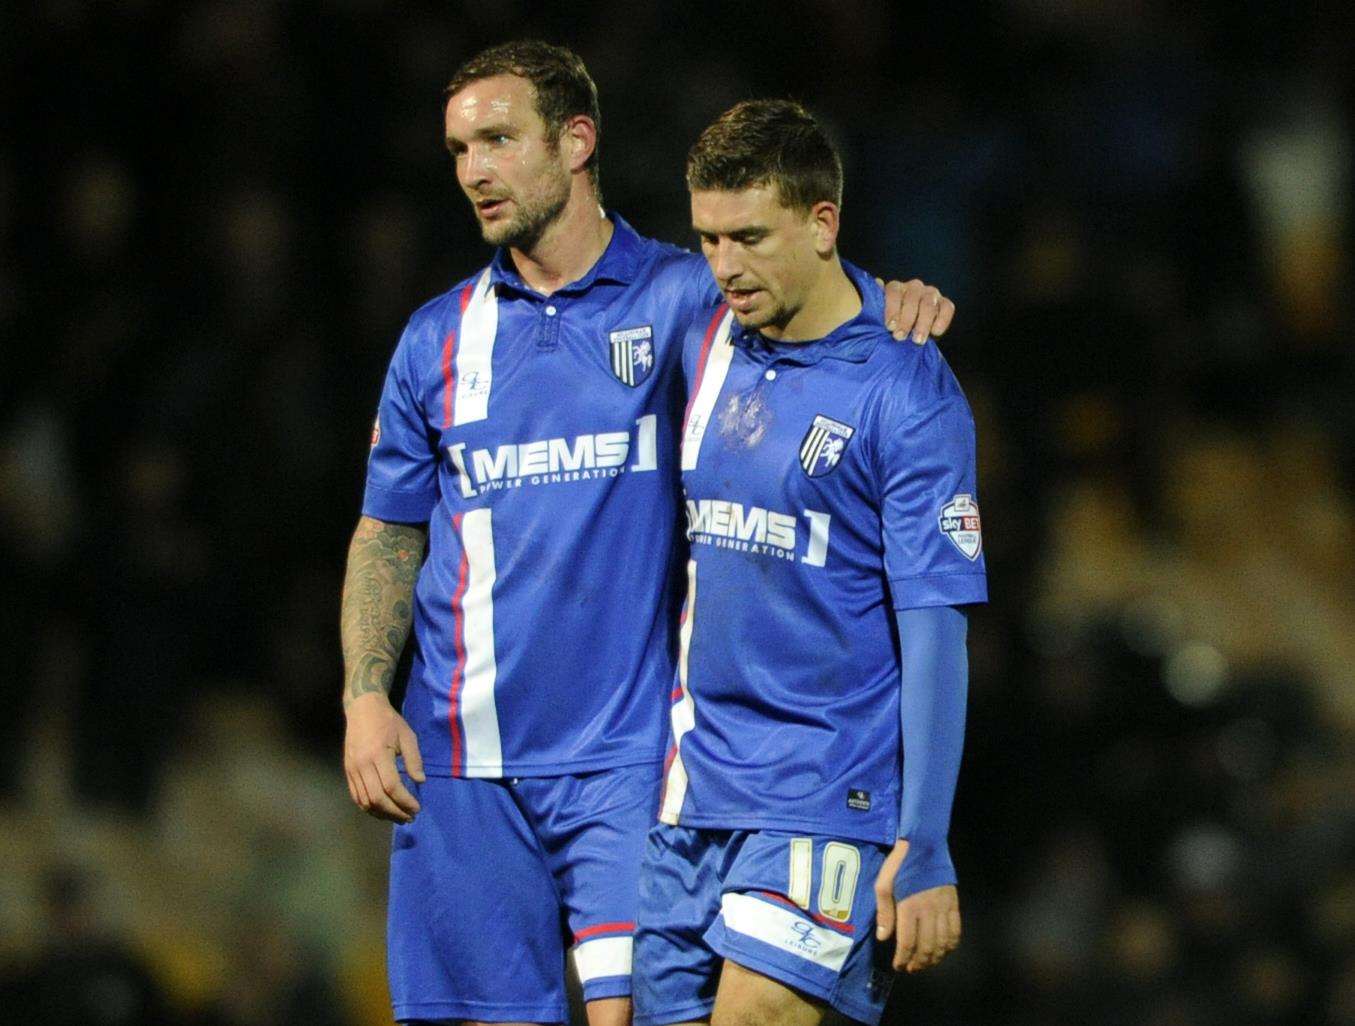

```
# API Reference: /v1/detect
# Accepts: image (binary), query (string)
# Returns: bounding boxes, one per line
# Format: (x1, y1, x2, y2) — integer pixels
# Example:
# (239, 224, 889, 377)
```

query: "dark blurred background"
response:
(1, 1, 1352, 1024)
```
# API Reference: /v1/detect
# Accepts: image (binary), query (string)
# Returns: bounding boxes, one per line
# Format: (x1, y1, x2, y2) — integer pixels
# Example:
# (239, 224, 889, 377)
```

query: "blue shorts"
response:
(387, 762, 661, 1023)
(633, 825, 894, 1026)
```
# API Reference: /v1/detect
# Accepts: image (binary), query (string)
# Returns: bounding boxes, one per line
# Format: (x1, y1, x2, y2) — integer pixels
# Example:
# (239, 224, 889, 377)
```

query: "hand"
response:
(878, 278, 955, 344)
(873, 839, 961, 973)
(343, 691, 426, 823)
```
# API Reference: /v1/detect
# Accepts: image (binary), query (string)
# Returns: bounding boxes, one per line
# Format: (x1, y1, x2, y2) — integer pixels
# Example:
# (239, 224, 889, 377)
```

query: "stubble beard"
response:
(478, 168, 572, 251)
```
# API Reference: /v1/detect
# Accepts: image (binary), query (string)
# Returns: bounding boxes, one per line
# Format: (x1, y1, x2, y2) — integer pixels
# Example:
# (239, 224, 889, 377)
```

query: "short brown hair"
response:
(445, 40, 602, 186)
(686, 99, 843, 210)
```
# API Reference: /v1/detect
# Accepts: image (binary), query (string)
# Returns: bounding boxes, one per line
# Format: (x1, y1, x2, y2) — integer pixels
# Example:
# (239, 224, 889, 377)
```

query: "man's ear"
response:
(809, 200, 840, 256)
(562, 114, 598, 174)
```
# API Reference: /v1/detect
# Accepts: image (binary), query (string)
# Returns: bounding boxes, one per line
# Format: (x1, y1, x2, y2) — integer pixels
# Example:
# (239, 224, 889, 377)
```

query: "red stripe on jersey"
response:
(448, 512, 470, 775)
(657, 742, 678, 815)
(573, 921, 635, 944)
(658, 594, 692, 812)
(440, 283, 477, 429)
(754, 889, 856, 934)
(682, 304, 729, 433)
(440, 330, 456, 429)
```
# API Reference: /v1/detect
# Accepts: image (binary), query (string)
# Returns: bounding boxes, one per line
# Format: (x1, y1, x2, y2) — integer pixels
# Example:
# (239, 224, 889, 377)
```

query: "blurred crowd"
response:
(0, 2, 1351, 1024)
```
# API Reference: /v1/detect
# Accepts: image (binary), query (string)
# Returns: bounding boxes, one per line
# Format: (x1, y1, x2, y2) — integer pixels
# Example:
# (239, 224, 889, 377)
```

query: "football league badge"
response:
(609, 325, 655, 387)
(799, 414, 855, 477)
(938, 494, 983, 560)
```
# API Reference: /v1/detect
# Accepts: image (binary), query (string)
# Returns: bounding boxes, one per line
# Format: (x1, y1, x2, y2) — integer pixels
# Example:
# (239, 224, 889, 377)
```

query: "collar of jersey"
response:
(488, 212, 643, 297)
(728, 260, 886, 366)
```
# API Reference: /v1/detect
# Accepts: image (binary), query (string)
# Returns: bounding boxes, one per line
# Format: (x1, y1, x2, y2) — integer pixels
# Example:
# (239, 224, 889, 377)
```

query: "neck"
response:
(508, 184, 613, 294)
(763, 254, 862, 342)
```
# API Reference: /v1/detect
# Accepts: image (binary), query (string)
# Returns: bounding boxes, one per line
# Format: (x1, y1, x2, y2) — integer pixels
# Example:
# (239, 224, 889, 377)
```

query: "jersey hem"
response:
(414, 748, 667, 779)
(633, 998, 717, 1026)
(670, 812, 895, 848)
(392, 998, 566, 1023)
(579, 974, 633, 1002)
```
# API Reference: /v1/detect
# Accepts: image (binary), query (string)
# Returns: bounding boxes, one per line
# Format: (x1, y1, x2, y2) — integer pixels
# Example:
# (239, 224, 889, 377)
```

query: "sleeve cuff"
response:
(890, 572, 987, 609)
(362, 482, 437, 523)
(893, 839, 957, 901)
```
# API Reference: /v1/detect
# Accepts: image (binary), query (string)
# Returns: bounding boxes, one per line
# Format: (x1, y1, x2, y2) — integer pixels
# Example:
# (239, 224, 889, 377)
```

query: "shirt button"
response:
(545, 305, 558, 316)
(764, 369, 777, 381)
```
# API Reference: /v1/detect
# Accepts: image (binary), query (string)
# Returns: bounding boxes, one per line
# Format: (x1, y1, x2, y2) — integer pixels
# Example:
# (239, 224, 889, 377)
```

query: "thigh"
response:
(517, 762, 663, 1006)
(711, 960, 826, 1026)
(632, 824, 734, 1026)
(387, 774, 568, 1025)
(705, 832, 894, 1026)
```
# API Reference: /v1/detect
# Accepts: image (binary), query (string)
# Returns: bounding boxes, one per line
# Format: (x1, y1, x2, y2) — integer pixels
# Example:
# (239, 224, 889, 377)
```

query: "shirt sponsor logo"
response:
(685, 498, 833, 567)
(609, 325, 655, 387)
(799, 414, 855, 478)
(938, 494, 982, 561)
(446, 417, 658, 497)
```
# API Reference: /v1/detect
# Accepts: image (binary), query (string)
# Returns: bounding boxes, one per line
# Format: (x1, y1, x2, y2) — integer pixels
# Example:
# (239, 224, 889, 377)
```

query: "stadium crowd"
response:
(0, 2, 1351, 1024)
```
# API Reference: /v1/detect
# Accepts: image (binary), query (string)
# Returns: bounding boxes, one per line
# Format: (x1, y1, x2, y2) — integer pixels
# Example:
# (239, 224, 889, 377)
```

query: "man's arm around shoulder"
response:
(341, 515, 428, 824)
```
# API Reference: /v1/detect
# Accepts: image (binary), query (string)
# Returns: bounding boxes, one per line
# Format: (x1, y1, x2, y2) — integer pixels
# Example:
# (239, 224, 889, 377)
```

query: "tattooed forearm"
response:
(340, 516, 427, 709)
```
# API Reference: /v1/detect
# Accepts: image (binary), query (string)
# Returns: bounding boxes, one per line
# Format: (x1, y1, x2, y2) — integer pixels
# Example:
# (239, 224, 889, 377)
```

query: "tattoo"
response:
(340, 516, 427, 709)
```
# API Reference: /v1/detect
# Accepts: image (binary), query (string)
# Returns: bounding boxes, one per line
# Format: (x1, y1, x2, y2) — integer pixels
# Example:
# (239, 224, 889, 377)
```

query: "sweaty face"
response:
(445, 74, 572, 249)
(690, 186, 822, 336)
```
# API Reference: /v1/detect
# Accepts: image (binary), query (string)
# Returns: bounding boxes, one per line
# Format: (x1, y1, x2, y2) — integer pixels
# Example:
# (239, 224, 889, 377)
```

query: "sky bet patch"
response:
(939, 493, 982, 560)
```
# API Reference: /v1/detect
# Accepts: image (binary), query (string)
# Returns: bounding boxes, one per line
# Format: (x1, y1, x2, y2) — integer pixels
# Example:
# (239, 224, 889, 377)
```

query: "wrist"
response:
(892, 837, 956, 902)
(342, 688, 393, 716)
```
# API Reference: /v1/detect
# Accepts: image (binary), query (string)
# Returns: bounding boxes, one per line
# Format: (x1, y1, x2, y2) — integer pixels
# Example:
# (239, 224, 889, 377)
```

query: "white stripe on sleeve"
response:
(571, 936, 633, 983)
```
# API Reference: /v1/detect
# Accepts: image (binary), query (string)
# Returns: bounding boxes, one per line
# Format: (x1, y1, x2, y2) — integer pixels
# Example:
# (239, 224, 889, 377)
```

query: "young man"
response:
(340, 42, 954, 1026)
(633, 101, 986, 1026)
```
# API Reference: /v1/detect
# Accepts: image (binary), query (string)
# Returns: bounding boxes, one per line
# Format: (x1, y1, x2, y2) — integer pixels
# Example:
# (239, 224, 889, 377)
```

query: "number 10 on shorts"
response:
(787, 838, 861, 922)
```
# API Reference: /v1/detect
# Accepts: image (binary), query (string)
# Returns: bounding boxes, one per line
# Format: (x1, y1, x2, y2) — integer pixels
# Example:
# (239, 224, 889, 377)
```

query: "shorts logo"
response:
(789, 921, 822, 952)
(939, 494, 982, 560)
(609, 325, 655, 387)
(799, 415, 855, 478)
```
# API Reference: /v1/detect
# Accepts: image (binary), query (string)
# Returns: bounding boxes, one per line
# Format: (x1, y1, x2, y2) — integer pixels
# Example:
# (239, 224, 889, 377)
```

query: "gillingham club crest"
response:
(939, 494, 983, 560)
(609, 325, 655, 387)
(799, 414, 855, 477)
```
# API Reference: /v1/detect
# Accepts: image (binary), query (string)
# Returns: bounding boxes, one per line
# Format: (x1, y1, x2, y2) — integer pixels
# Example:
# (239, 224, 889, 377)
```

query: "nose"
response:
(459, 145, 492, 192)
(713, 240, 743, 285)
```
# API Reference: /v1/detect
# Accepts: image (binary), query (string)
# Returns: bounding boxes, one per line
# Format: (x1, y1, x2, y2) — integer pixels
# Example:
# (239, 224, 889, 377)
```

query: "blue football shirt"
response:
(659, 263, 988, 844)
(363, 215, 719, 777)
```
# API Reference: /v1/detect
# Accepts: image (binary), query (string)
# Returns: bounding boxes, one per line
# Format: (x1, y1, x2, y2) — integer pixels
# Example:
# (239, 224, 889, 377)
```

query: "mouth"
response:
(475, 197, 510, 219)
(723, 287, 762, 313)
